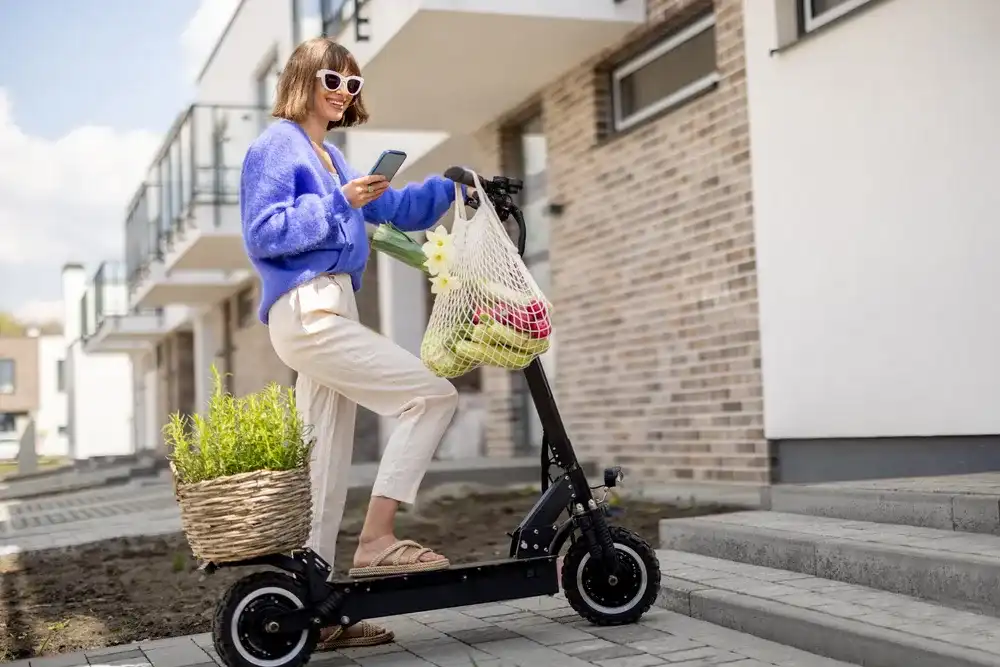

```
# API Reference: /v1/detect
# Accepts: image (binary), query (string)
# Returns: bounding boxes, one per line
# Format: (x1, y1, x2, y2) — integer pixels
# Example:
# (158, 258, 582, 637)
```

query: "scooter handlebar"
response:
(444, 165, 527, 258)
(444, 166, 477, 188)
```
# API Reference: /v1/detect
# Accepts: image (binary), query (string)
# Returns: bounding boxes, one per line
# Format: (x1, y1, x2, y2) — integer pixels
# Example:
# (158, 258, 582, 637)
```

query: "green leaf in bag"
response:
(371, 222, 430, 274)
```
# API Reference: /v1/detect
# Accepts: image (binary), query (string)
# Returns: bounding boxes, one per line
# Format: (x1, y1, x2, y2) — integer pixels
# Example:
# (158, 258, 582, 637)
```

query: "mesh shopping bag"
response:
(420, 170, 553, 379)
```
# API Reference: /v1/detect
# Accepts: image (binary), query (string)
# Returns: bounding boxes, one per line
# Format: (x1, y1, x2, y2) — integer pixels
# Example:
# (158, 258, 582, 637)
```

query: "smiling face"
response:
(271, 38, 370, 131)
(312, 69, 365, 126)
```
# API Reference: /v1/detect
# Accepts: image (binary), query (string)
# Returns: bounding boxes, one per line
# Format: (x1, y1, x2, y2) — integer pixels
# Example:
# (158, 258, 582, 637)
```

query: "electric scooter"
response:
(203, 166, 663, 667)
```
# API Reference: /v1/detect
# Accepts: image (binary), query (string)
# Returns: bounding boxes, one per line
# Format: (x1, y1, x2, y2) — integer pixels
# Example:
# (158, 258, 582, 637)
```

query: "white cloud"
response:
(0, 88, 161, 317)
(180, 0, 242, 83)
(2, 0, 244, 320)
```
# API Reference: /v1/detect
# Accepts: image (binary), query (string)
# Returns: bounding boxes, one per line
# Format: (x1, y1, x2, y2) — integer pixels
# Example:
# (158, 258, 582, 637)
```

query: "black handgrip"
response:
(511, 207, 527, 258)
(444, 166, 476, 188)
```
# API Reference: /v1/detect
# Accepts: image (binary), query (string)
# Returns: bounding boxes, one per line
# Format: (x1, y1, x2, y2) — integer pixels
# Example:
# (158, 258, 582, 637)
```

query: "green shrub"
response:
(165, 365, 314, 485)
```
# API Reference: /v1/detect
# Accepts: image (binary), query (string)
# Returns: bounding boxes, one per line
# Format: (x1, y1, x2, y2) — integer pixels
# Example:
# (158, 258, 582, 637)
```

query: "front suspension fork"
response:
(574, 501, 619, 576)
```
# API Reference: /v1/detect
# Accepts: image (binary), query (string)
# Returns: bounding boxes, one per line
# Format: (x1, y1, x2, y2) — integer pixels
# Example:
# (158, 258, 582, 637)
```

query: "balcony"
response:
(80, 262, 172, 354)
(326, 0, 646, 133)
(125, 104, 265, 308)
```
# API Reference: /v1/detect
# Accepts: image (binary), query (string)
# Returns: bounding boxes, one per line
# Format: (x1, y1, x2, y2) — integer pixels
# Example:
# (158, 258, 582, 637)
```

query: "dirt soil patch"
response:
(0, 486, 738, 660)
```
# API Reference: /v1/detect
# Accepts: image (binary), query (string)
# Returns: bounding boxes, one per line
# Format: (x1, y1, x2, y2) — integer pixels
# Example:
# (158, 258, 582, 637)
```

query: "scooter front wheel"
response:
(213, 571, 319, 667)
(561, 526, 661, 626)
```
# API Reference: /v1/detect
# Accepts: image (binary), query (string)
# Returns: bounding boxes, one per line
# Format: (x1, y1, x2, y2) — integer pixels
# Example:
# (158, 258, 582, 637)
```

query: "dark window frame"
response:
(801, 0, 873, 34)
(609, 11, 720, 134)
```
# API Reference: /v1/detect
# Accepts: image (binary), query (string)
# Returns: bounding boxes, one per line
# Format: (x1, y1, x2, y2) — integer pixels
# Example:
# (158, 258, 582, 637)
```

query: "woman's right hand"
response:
(342, 175, 389, 208)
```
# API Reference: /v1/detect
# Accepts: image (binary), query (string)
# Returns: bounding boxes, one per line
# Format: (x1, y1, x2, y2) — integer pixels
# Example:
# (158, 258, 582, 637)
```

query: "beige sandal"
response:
(348, 539, 450, 578)
(317, 621, 394, 650)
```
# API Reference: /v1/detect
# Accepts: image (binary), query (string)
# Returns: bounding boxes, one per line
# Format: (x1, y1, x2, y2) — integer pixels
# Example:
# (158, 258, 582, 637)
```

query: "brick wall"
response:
(481, 0, 767, 484)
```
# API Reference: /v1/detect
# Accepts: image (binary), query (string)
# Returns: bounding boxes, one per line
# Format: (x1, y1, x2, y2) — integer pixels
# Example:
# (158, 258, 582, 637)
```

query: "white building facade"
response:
(83, 0, 490, 461)
(82, 0, 1000, 488)
(742, 0, 1000, 480)
(65, 263, 136, 460)
(315, 0, 1000, 487)
(34, 333, 68, 458)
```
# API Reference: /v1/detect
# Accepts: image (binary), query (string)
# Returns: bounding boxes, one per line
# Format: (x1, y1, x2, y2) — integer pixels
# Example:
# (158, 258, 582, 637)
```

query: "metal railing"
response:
(123, 103, 271, 293)
(93, 261, 129, 322)
(81, 261, 164, 341)
(321, 0, 369, 41)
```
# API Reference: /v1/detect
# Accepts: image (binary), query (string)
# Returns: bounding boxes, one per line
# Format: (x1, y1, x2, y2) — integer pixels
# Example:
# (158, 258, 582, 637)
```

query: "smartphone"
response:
(369, 149, 407, 182)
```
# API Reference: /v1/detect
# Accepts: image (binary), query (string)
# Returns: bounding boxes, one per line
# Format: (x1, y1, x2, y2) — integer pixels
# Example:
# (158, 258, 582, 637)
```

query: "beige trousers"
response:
(268, 273, 459, 565)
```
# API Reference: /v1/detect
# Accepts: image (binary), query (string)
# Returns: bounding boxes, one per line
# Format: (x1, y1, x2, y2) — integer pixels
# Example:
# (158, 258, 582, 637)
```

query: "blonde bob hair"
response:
(272, 37, 370, 131)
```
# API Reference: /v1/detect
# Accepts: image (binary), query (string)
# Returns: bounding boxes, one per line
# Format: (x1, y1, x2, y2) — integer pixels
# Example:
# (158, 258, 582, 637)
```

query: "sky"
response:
(0, 0, 241, 324)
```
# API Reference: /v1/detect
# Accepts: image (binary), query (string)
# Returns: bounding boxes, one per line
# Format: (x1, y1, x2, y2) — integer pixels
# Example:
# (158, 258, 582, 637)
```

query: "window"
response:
(56, 359, 65, 392)
(0, 414, 14, 433)
(801, 0, 872, 33)
(610, 13, 719, 133)
(321, 0, 351, 36)
(0, 359, 13, 394)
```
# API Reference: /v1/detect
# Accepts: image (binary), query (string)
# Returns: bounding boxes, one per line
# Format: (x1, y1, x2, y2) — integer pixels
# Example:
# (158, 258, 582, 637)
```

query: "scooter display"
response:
(204, 166, 662, 667)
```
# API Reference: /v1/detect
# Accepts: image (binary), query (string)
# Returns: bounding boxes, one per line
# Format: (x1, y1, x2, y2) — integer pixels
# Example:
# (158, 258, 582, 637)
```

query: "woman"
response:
(239, 36, 463, 649)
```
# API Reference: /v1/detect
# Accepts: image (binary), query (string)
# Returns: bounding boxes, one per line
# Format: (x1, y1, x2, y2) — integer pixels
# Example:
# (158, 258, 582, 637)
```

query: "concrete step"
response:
(765, 476, 1000, 536)
(655, 549, 1000, 667)
(659, 511, 1000, 615)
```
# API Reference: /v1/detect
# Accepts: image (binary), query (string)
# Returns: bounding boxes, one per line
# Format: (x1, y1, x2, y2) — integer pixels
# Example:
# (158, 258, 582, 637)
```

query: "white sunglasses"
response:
(316, 69, 365, 96)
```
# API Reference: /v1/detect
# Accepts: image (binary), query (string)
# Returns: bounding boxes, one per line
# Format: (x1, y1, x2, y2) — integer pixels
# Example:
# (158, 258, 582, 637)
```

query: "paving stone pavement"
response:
(0, 469, 120, 501)
(0, 480, 180, 555)
(0, 484, 176, 533)
(9, 596, 860, 667)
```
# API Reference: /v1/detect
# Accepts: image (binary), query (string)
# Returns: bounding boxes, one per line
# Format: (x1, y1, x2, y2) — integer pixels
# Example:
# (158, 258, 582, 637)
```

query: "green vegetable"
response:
(371, 222, 430, 274)
(453, 339, 534, 370)
(424, 344, 477, 378)
(421, 330, 477, 378)
(471, 320, 550, 355)
(448, 320, 474, 341)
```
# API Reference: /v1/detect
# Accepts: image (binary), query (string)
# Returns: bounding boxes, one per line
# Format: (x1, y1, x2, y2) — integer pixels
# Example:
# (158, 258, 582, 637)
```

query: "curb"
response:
(656, 577, 1000, 667)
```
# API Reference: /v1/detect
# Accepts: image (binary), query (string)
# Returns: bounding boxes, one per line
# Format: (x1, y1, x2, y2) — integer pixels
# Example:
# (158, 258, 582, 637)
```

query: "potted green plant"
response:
(165, 365, 314, 563)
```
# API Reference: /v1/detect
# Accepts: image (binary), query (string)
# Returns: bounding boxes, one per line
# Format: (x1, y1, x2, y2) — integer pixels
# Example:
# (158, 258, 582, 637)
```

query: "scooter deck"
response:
(327, 556, 560, 622)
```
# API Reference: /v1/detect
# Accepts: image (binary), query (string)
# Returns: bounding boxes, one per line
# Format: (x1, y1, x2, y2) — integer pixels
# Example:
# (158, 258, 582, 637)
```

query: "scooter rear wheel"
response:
(561, 526, 661, 626)
(213, 571, 319, 667)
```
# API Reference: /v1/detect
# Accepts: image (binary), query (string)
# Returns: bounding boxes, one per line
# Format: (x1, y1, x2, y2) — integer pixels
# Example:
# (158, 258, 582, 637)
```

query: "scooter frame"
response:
(203, 166, 661, 666)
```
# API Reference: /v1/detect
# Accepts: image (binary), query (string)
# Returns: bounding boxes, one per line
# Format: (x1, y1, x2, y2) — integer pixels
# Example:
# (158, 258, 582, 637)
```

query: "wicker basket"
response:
(171, 462, 313, 563)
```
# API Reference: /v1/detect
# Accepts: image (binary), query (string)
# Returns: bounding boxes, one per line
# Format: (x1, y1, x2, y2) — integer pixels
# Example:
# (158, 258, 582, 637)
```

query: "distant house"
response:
(0, 328, 68, 461)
